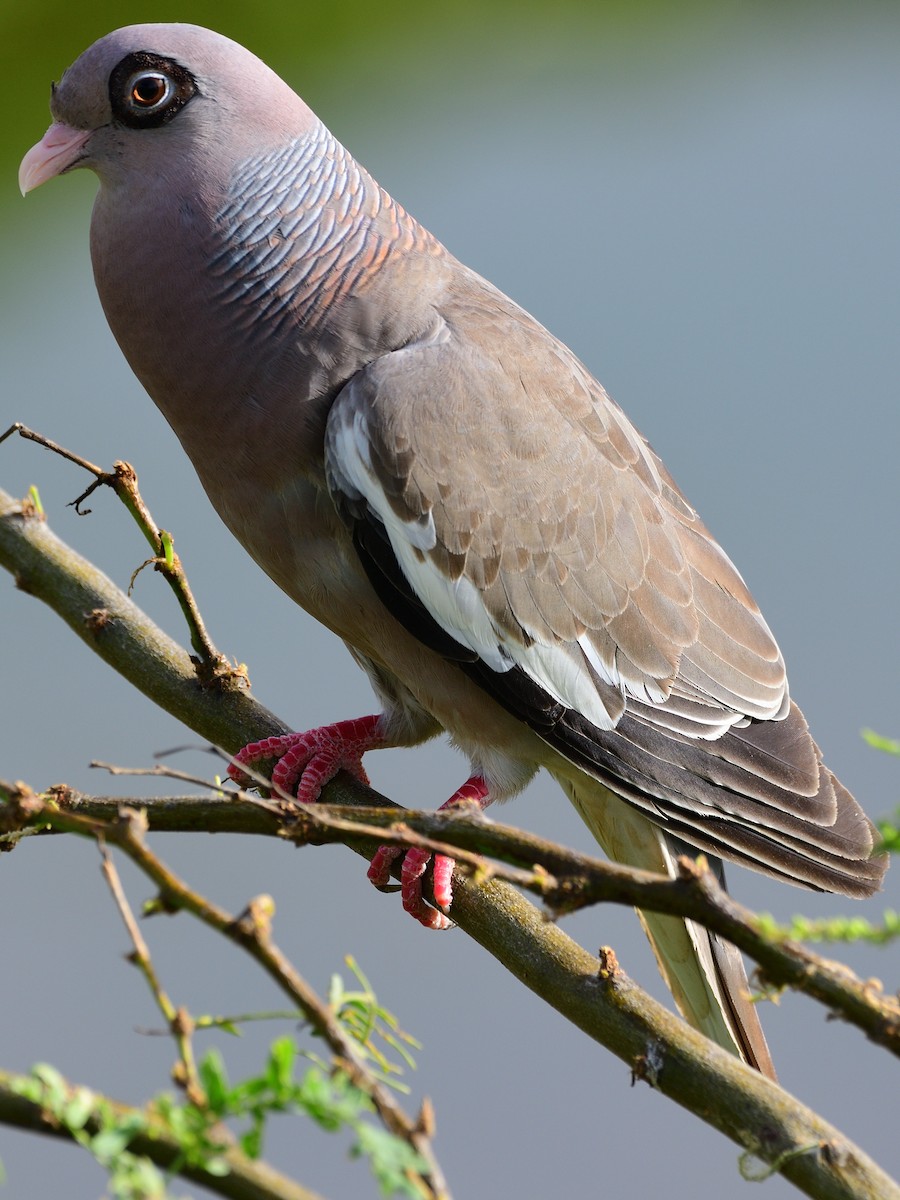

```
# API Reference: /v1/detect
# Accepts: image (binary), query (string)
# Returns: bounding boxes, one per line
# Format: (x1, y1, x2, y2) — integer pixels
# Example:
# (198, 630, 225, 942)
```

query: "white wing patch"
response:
(326, 393, 622, 731)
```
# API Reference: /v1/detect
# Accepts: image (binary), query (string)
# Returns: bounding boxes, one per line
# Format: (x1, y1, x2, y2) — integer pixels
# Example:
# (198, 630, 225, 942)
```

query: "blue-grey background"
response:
(2, 3, 897, 1197)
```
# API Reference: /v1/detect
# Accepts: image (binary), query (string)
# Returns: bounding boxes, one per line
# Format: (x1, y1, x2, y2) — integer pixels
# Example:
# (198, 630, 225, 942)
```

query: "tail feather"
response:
(708, 929, 775, 1077)
(560, 774, 776, 1078)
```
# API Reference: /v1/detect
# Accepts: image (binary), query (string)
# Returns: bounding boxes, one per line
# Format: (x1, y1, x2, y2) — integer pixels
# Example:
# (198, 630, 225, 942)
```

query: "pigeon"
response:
(20, 23, 887, 1079)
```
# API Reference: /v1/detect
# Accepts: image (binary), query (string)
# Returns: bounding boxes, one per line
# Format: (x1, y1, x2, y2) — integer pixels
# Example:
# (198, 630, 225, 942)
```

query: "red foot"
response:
(368, 776, 490, 930)
(230, 723, 490, 931)
(227, 715, 383, 802)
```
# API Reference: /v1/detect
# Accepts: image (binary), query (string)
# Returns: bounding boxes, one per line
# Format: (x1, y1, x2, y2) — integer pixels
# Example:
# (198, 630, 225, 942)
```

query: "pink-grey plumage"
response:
(20, 24, 888, 1080)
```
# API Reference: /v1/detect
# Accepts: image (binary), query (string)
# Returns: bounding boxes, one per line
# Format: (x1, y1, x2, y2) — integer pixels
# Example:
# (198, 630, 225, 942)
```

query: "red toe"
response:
(228, 715, 382, 801)
(369, 774, 490, 930)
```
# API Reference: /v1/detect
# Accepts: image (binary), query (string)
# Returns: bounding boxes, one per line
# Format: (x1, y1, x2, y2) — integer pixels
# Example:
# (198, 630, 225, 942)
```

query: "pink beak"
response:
(19, 122, 92, 195)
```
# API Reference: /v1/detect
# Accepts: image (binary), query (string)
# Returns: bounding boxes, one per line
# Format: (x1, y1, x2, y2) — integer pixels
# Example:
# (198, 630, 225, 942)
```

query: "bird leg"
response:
(368, 775, 491, 930)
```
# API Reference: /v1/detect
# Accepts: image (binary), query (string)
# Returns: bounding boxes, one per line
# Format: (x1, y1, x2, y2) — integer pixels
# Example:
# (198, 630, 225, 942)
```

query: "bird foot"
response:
(368, 775, 490, 930)
(230, 724, 489, 930)
(227, 715, 383, 803)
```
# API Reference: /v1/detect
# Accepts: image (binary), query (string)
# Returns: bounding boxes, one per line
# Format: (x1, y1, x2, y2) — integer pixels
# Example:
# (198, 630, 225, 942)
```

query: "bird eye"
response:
(127, 70, 174, 111)
(109, 52, 198, 129)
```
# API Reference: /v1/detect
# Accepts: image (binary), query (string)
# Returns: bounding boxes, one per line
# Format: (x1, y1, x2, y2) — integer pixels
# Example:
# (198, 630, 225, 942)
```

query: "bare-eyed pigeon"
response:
(20, 24, 888, 1080)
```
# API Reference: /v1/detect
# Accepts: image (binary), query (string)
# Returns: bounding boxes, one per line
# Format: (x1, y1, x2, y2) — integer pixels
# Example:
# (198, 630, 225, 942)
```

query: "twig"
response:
(90, 758, 298, 817)
(1, 424, 239, 686)
(99, 841, 207, 1106)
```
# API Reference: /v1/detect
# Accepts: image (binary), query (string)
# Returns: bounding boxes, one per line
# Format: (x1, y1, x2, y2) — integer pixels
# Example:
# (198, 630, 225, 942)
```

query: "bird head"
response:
(19, 23, 317, 197)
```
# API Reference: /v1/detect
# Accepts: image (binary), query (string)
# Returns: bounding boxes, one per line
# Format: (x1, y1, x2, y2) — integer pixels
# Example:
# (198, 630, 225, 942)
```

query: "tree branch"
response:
(2, 480, 899, 1200)
(6, 776, 897, 1060)
(0, 1067, 327, 1200)
(0, 481, 286, 753)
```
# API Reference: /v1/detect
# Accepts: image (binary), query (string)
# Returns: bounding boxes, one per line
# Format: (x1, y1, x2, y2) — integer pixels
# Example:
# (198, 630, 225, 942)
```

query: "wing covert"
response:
(325, 274, 786, 739)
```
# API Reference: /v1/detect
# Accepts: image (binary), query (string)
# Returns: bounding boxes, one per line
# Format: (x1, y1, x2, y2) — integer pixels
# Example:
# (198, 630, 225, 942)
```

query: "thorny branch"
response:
(99, 844, 207, 1107)
(1, 442, 899, 1200)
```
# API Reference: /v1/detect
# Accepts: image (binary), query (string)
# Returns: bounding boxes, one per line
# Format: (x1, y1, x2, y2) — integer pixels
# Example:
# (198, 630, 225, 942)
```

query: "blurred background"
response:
(2, 1, 898, 1197)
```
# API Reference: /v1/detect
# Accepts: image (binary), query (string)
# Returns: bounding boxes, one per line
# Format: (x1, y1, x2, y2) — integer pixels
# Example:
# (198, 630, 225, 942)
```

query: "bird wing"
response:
(324, 271, 883, 895)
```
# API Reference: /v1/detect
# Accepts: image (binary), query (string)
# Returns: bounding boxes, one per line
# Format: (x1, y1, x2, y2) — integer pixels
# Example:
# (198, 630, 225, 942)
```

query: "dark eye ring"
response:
(110, 53, 197, 128)
(126, 70, 174, 111)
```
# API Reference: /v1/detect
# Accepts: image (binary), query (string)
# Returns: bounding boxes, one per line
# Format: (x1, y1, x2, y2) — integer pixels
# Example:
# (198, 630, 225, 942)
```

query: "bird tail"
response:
(557, 774, 776, 1079)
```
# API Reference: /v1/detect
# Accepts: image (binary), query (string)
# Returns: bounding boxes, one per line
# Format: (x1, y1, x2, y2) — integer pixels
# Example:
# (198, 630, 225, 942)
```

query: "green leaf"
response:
(203, 1156, 232, 1177)
(89, 1127, 133, 1163)
(352, 1123, 431, 1198)
(266, 1036, 297, 1095)
(62, 1087, 96, 1131)
(862, 728, 900, 755)
(198, 1047, 229, 1113)
(90, 1128, 131, 1156)
(240, 1123, 263, 1160)
(106, 1152, 169, 1200)
(328, 956, 421, 1088)
(875, 811, 900, 856)
(30, 1063, 68, 1110)
(27, 484, 44, 516)
(114, 1112, 149, 1143)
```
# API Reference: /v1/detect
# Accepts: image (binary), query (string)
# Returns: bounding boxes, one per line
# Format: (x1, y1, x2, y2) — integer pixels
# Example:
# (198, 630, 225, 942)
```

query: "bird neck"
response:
(209, 124, 436, 340)
(92, 122, 447, 492)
